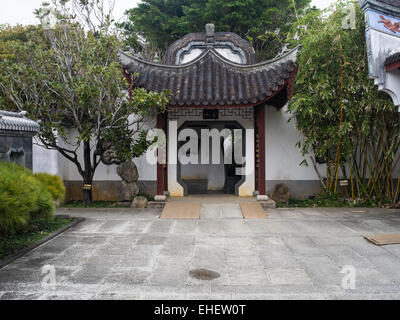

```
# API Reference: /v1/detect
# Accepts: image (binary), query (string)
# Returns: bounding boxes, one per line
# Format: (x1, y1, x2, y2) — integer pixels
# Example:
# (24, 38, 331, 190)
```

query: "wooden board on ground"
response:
(240, 203, 269, 219)
(160, 202, 201, 219)
(365, 234, 400, 246)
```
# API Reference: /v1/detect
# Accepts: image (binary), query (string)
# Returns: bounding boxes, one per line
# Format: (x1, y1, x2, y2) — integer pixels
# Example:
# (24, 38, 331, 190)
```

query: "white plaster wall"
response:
(368, 29, 400, 107)
(168, 120, 185, 196)
(215, 48, 243, 64)
(265, 105, 326, 181)
(383, 68, 400, 108)
(265, 105, 400, 182)
(42, 106, 384, 185)
(57, 119, 157, 182)
(32, 137, 60, 176)
(180, 48, 203, 64)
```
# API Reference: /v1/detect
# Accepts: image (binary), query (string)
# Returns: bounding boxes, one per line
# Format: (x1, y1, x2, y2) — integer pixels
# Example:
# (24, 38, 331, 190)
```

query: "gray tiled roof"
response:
(385, 52, 400, 65)
(0, 110, 40, 133)
(360, 0, 400, 14)
(119, 46, 299, 108)
(377, 0, 400, 7)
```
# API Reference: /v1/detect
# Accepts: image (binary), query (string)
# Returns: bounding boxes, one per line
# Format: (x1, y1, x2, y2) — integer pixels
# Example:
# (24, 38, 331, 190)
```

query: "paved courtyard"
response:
(1, 205, 400, 300)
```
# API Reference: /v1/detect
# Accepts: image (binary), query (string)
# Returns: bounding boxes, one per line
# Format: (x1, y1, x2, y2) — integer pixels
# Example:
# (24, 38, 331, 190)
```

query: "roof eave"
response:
(118, 45, 301, 73)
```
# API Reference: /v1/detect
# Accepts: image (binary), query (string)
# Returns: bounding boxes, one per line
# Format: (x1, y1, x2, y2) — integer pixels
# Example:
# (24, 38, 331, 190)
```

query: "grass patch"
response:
(61, 200, 129, 208)
(0, 217, 74, 260)
(276, 193, 378, 208)
(61, 194, 155, 209)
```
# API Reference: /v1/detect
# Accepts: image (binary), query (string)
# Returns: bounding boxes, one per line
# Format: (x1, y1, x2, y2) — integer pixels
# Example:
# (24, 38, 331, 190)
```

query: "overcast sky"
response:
(0, 0, 337, 26)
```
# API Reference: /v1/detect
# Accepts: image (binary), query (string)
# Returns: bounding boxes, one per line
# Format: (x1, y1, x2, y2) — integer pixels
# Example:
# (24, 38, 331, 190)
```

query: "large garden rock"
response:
(117, 161, 139, 183)
(100, 142, 124, 165)
(119, 181, 139, 201)
(131, 196, 148, 209)
(271, 183, 290, 203)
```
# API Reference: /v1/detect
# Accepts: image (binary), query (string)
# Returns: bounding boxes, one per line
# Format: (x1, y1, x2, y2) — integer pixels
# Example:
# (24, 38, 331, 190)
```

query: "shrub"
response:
(30, 191, 55, 220)
(34, 173, 66, 202)
(0, 162, 55, 236)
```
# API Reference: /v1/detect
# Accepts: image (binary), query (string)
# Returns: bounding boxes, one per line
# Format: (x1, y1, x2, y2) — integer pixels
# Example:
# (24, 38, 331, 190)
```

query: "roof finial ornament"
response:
(206, 23, 215, 45)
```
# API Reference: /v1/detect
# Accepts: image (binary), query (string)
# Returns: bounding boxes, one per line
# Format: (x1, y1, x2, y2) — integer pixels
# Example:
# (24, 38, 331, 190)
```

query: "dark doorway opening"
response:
(177, 121, 245, 196)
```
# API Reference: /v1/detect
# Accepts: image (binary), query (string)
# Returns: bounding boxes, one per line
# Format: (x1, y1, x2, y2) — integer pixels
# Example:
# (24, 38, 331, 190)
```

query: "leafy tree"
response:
(120, 0, 311, 60)
(288, 0, 400, 205)
(0, 25, 46, 111)
(0, 1, 169, 204)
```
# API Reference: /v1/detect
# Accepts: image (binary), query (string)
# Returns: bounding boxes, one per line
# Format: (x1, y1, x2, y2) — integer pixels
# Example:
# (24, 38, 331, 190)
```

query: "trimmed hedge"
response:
(34, 173, 66, 202)
(0, 162, 64, 237)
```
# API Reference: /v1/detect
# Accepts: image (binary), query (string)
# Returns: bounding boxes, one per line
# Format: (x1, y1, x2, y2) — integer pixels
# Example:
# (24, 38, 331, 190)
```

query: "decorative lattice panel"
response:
(167, 107, 254, 120)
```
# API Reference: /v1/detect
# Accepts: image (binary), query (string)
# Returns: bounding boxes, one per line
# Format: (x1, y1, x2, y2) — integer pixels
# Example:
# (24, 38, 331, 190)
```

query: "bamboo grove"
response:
(289, 0, 400, 205)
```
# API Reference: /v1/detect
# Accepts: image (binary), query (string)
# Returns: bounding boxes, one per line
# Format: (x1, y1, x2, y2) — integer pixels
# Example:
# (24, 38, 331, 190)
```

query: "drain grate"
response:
(189, 268, 221, 281)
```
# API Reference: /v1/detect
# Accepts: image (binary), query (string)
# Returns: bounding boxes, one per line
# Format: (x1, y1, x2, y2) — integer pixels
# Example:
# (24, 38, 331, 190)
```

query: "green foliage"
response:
(0, 4, 170, 203)
(276, 192, 376, 208)
(0, 217, 73, 260)
(30, 191, 55, 220)
(0, 163, 55, 236)
(288, 0, 400, 205)
(120, 0, 311, 59)
(61, 201, 125, 208)
(34, 173, 66, 202)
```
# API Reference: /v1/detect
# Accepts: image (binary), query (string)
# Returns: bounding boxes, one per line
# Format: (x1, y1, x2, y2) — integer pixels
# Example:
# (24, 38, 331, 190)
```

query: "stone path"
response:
(1, 206, 400, 300)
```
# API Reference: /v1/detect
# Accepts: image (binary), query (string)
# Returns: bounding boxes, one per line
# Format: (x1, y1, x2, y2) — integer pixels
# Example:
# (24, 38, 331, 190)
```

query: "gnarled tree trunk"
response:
(83, 140, 94, 205)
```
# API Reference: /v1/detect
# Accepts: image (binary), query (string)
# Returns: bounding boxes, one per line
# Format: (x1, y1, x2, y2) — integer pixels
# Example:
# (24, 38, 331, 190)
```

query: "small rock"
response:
(154, 195, 167, 201)
(257, 195, 269, 201)
(131, 196, 148, 209)
(117, 160, 139, 183)
(119, 181, 139, 202)
(271, 183, 290, 203)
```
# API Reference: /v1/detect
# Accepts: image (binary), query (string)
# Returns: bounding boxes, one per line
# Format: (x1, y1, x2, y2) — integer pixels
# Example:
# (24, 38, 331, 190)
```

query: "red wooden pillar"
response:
(156, 112, 167, 196)
(255, 105, 266, 195)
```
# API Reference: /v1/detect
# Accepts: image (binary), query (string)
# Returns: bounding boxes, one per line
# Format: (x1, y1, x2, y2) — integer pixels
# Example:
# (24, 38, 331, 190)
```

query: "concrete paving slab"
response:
(1, 206, 400, 299)
(266, 268, 313, 285)
(201, 204, 242, 219)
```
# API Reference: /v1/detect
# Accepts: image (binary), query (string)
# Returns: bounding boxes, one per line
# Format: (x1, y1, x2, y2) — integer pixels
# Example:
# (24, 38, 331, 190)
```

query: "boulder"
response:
(117, 160, 139, 183)
(271, 183, 290, 203)
(119, 181, 139, 202)
(131, 196, 148, 209)
(100, 142, 124, 165)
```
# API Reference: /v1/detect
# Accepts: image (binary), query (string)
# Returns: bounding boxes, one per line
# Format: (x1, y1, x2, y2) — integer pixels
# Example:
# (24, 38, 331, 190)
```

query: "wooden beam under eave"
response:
(386, 60, 400, 72)
(255, 105, 266, 196)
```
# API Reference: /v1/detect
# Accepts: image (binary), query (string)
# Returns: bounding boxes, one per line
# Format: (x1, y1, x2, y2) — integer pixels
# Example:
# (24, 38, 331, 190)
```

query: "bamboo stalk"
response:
(394, 175, 400, 203)
(350, 167, 355, 200)
(334, 43, 344, 194)
(310, 156, 327, 190)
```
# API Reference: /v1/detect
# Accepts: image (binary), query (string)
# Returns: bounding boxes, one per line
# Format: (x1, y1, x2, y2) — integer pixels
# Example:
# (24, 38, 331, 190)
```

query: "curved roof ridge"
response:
(208, 45, 301, 69)
(118, 45, 300, 71)
(167, 31, 251, 47)
(164, 30, 257, 65)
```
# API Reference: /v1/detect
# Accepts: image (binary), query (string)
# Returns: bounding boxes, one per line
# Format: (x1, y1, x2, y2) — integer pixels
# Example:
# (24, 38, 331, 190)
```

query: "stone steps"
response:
(148, 198, 276, 210)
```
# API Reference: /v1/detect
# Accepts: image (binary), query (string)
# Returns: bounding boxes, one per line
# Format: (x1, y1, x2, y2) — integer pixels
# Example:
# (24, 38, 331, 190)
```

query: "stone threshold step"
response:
(149, 199, 276, 210)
